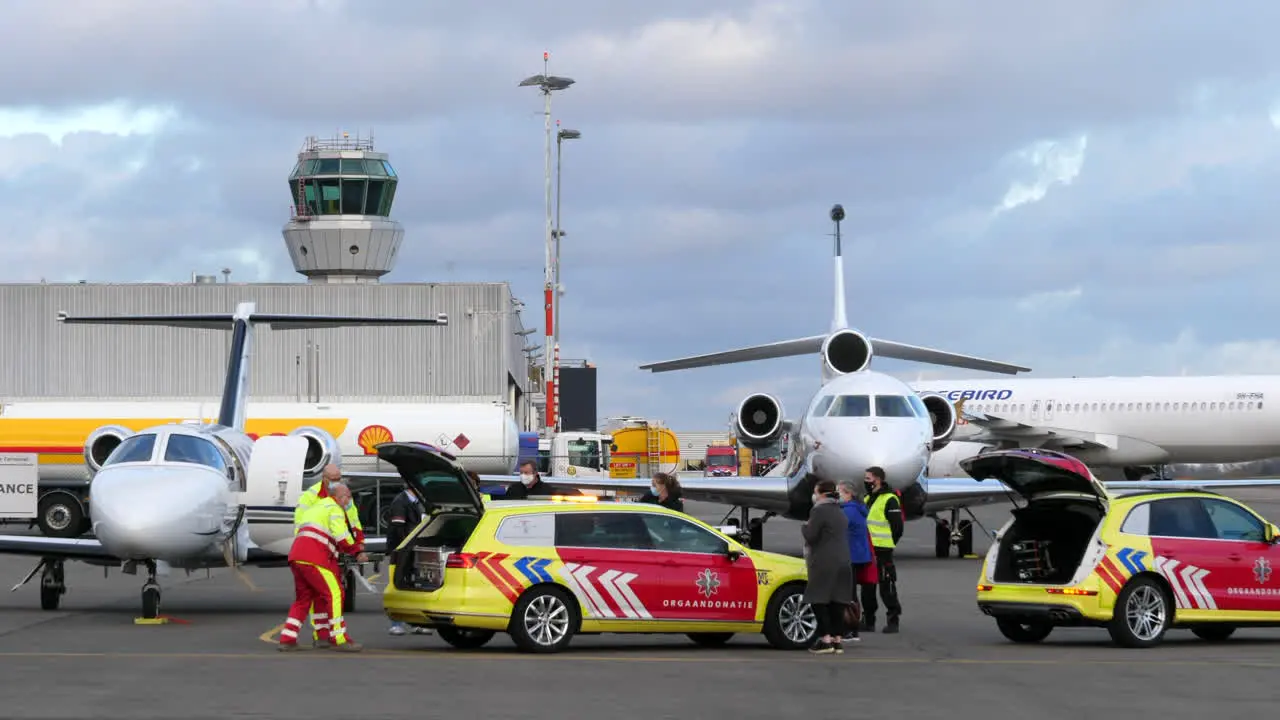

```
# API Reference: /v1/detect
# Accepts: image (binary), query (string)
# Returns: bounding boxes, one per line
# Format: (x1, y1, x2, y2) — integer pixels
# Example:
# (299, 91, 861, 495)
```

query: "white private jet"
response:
(916, 376, 1280, 481)
(0, 302, 447, 619)
(472, 206, 1280, 556)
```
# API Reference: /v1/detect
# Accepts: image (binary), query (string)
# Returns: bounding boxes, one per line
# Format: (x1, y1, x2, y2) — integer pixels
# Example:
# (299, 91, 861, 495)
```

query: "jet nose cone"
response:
(90, 465, 228, 559)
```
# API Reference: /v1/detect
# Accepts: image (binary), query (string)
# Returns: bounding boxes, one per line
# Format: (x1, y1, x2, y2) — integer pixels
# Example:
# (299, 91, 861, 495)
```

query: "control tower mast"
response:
(283, 132, 403, 283)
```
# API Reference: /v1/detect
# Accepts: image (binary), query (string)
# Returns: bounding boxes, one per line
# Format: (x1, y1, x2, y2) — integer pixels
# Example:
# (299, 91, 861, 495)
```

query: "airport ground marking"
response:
(258, 623, 285, 644)
(0, 650, 1278, 668)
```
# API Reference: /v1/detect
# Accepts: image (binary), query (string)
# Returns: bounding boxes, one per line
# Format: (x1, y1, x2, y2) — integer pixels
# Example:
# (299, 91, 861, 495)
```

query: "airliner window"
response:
(163, 435, 227, 471)
(828, 395, 870, 417)
(907, 394, 928, 417)
(810, 395, 835, 417)
(104, 434, 157, 465)
(874, 396, 915, 418)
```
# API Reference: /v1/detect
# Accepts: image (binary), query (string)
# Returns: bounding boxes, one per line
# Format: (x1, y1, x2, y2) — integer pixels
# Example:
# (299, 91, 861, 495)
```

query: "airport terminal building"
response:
(0, 135, 539, 427)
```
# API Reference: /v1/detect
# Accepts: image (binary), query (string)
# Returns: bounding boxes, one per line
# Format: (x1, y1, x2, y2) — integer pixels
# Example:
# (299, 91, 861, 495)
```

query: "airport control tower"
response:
(282, 133, 403, 283)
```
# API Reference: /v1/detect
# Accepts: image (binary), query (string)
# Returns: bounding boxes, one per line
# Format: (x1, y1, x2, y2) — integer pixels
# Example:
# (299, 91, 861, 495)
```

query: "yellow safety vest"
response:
(345, 501, 362, 533)
(295, 497, 355, 557)
(294, 485, 322, 534)
(864, 492, 897, 549)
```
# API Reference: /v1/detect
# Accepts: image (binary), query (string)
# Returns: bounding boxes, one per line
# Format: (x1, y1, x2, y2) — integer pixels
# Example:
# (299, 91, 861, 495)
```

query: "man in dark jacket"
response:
(860, 466, 903, 633)
(505, 460, 558, 499)
(385, 489, 429, 637)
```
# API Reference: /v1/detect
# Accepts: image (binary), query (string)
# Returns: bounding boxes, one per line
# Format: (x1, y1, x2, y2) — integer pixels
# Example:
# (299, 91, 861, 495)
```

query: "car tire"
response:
(762, 583, 817, 650)
(995, 617, 1053, 643)
(1191, 625, 1236, 642)
(687, 632, 734, 647)
(508, 586, 579, 654)
(437, 627, 496, 650)
(1108, 576, 1172, 648)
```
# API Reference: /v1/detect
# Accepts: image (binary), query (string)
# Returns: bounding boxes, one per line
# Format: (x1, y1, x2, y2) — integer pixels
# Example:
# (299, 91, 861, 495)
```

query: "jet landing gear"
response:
(124, 560, 162, 620)
(11, 558, 67, 611)
(932, 509, 990, 559)
(720, 507, 774, 551)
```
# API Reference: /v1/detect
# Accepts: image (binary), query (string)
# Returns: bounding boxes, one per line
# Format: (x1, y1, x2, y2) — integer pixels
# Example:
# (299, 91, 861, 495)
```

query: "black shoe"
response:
(860, 619, 876, 632)
(883, 620, 900, 634)
(841, 631, 861, 642)
(808, 639, 835, 655)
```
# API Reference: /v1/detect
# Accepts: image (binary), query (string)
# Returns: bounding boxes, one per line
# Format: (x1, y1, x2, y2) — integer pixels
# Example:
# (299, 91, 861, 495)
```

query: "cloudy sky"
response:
(5, 1, 1280, 430)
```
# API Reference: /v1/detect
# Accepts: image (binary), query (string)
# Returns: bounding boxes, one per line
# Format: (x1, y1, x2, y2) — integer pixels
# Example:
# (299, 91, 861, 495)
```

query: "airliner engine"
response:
(84, 425, 133, 473)
(736, 393, 785, 449)
(918, 393, 957, 451)
(287, 426, 341, 477)
(821, 329, 872, 378)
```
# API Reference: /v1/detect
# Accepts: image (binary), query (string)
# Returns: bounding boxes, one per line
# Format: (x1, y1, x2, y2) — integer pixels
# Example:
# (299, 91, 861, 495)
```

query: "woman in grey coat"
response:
(801, 478, 853, 654)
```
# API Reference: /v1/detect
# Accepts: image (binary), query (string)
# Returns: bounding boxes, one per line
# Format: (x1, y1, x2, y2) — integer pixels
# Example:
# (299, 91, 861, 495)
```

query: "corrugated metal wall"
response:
(674, 430, 732, 469)
(0, 282, 532, 403)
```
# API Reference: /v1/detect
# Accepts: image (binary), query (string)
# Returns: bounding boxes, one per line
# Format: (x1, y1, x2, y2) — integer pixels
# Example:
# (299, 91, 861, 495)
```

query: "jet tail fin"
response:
(57, 302, 449, 431)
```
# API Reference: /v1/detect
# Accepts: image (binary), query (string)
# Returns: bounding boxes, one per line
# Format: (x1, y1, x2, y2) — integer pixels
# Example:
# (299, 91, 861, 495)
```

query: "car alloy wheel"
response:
(523, 593, 570, 647)
(1125, 584, 1167, 642)
(779, 592, 817, 644)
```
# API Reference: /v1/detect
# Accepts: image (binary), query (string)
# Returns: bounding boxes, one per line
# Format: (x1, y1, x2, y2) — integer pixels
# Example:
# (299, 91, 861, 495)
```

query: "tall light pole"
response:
(553, 122, 580, 432)
(519, 52, 575, 439)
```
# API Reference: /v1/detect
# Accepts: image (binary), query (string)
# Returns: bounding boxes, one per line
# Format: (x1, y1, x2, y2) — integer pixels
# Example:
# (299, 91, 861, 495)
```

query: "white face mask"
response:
(520, 473, 535, 486)
(651, 485, 660, 496)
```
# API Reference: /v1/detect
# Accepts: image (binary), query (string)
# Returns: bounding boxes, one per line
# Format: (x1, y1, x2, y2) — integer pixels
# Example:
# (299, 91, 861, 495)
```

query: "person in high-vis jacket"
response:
(859, 466, 903, 634)
(293, 464, 346, 643)
(279, 483, 365, 652)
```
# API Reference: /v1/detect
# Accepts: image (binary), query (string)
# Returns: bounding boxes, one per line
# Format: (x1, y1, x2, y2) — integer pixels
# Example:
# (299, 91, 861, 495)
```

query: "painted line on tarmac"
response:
(258, 623, 284, 644)
(1, 650, 1279, 667)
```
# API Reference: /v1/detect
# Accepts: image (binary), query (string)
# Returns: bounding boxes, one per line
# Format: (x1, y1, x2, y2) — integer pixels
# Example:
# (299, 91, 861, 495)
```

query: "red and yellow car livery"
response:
(967, 448, 1280, 648)
(373, 441, 817, 653)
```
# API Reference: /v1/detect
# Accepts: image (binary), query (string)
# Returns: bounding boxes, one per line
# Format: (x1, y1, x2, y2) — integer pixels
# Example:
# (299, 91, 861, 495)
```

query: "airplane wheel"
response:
(142, 584, 161, 620)
(40, 582, 61, 610)
(957, 521, 974, 557)
(935, 523, 951, 558)
(343, 569, 356, 613)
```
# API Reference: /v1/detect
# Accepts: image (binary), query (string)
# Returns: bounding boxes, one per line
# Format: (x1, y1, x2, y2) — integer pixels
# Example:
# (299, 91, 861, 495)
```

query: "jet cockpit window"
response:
(103, 434, 157, 465)
(874, 395, 916, 418)
(827, 395, 870, 417)
(907, 394, 928, 418)
(163, 434, 228, 471)
(809, 395, 835, 417)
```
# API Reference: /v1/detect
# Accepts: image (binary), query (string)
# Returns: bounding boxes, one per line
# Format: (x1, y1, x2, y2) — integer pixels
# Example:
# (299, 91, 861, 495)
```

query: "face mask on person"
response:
(521, 473, 535, 486)
(651, 485, 660, 496)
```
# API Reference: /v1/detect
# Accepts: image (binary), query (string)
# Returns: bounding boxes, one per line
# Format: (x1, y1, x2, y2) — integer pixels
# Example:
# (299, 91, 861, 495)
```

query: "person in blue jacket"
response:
(836, 478, 873, 642)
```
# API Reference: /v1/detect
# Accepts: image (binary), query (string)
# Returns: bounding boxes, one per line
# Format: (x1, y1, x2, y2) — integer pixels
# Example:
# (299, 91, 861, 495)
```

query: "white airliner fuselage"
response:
(916, 376, 1280, 477)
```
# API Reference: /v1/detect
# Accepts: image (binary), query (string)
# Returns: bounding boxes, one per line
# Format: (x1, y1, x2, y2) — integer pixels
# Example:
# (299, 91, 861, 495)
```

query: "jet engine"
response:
(918, 393, 957, 451)
(736, 393, 786, 449)
(821, 329, 873, 377)
(84, 425, 133, 473)
(288, 426, 342, 478)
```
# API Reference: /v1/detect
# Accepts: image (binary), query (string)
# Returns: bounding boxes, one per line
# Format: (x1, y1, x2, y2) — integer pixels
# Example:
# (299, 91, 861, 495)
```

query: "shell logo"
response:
(357, 425, 393, 455)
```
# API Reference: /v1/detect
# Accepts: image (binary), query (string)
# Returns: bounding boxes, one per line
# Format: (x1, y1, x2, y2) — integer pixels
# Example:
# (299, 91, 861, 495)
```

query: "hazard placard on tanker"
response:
(0, 453, 38, 519)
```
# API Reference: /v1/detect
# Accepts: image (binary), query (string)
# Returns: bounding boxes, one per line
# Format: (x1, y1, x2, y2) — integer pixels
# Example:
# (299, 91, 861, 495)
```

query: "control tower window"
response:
(318, 179, 341, 213)
(365, 180, 385, 215)
(104, 434, 157, 466)
(873, 395, 915, 417)
(382, 160, 396, 177)
(828, 395, 870, 417)
(341, 158, 365, 174)
(341, 179, 366, 214)
(366, 160, 388, 177)
(316, 158, 340, 174)
(164, 434, 228, 471)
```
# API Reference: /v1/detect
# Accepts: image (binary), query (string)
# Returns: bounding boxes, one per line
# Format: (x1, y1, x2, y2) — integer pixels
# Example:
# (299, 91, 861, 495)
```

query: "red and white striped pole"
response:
(544, 285, 556, 433)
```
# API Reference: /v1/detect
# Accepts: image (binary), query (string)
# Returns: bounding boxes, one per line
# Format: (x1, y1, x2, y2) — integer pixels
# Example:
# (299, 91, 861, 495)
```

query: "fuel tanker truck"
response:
(0, 400, 520, 538)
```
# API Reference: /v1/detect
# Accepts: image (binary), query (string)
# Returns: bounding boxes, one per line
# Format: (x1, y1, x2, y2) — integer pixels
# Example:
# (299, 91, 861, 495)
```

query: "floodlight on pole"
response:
(519, 51, 575, 438)
(553, 121, 581, 432)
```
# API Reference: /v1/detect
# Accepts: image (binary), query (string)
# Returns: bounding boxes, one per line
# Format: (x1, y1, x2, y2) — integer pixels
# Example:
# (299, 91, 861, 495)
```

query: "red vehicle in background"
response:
(704, 444, 738, 477)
